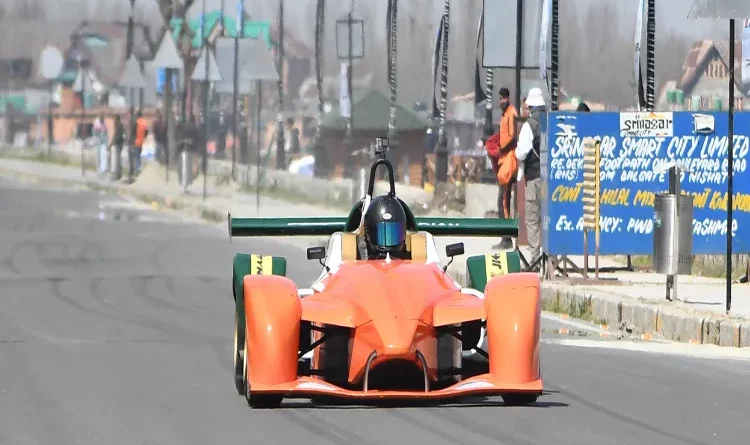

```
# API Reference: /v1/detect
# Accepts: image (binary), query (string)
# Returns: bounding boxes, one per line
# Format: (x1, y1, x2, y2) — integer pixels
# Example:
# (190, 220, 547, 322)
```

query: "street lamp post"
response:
(313, 0, 326, 178)
(435, 0, 450, 184)
(276, 0, 286, 171)
(232, 0, 246, 180)
(75, 50, 88, 177)
(336, 6, 364, 179)
(125, 0, 136, 180)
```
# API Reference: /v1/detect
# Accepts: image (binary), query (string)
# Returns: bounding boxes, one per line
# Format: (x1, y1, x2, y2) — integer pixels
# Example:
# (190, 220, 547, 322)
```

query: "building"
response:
(170, 10, 312, 110)
(0, 20, 156, 145)
(319, 88, 430, 185)
(658, 39, 746, 110)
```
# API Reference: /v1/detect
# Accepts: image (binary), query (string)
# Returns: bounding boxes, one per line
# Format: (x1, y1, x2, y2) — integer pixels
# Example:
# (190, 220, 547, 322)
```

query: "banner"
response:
(237, 0, 244, 34)
(634, 0, 645, 109)
(338, 62, 350, 118)
(542, 111, 750, 256)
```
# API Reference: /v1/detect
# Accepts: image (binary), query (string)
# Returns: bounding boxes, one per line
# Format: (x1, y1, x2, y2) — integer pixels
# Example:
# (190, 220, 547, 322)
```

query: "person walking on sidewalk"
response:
(128, 111, 148, 181)
(111, 115, 125, 181)
(93, 115, 109, 176)
(515, 88, 546, 269)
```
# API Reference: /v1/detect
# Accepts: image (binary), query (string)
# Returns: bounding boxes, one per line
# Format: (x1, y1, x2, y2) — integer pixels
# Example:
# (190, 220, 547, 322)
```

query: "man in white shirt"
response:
(515, 88, 545, 267)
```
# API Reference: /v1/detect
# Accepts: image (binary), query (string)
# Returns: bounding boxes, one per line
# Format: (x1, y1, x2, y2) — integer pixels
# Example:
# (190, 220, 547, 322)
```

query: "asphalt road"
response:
(1, 177, 749, 445)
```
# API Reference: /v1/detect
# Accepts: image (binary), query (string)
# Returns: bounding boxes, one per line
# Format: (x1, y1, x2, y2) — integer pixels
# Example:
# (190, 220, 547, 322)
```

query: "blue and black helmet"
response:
(363, 194, 407, 254)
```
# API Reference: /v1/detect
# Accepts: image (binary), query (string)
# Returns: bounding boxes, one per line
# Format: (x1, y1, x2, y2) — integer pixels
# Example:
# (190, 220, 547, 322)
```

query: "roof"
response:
(268, 25, 313, 59)
(169, 12, 271, 49)
(71, 22, 152, 87)
(0, 21, 80, 88)
(678, 39, 745, 94)
(321, 89, 430, 131)
(688, 0, 750, 19)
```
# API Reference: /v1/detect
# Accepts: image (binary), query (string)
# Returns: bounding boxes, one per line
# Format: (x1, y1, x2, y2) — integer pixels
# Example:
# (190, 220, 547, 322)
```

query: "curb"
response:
(450, 271, 750, 348)
(540, 283, 750, 348)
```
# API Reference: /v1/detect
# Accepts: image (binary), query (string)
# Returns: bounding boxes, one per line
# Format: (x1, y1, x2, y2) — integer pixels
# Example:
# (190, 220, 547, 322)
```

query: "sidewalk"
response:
(1, 154, 749, 348)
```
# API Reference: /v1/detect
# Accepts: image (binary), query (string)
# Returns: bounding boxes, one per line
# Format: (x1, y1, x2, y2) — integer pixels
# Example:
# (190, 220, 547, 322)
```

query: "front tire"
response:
(233, 310, 246, 395)
(502, 393, 539, 406)
(244, 339, 283, 408)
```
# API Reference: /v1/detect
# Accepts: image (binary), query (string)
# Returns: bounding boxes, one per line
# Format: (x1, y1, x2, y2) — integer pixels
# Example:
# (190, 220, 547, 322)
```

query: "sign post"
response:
(39, 46, 63, 158)
(152, 30, 184, 184)
(688, 0, 750, 313)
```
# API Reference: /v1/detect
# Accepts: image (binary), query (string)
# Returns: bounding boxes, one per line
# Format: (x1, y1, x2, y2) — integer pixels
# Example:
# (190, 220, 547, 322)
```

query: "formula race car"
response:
(229, 143, 542, 408)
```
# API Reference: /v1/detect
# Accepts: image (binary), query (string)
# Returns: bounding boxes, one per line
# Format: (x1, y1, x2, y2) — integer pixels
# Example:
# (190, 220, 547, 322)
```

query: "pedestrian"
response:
(152, 109, 167, 165)
(515, 87, 546, 268)
(93, 115, 109, 176)
(128, 111, 148, 181)
(111, 115, 125, 181)
(484, 87, 519, 249)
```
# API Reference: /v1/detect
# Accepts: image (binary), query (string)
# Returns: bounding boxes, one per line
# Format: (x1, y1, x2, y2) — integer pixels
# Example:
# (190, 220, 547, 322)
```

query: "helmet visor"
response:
(373, 221, 406, 247)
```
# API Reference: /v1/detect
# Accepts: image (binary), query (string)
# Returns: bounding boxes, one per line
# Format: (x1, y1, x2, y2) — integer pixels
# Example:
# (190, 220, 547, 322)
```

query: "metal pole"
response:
(256, 80, 262, 213)
(165, 67, 173, 183)
(232, 0, 244, 181)
(550, 0, 559, 111)
(435, 0, 450, 184)
(123, 0, 135, 182)
(47, 81, 53, 157)
(276, 0, 286, 171)
(313, 0, 325, 178)
(202, 0, 209, 201)
(727, 19, 735, 313)
(80, 64, 86, 177)
(514, 0, 522, 111)
(646, 0, 655, 109)
(344, 2, 355, 179)
(386, 0, 398, 176)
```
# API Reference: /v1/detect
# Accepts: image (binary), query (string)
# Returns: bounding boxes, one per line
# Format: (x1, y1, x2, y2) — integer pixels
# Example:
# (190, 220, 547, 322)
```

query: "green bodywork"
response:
(233, 254, 287, 328)
(465, 251, 523, 292)
(229, 216, 519, 238)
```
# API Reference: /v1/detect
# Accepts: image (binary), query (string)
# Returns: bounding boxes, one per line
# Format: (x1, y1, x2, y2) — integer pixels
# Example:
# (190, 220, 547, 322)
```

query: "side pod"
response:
(244, 275, 301, 387)
(484, 273, 541, 384)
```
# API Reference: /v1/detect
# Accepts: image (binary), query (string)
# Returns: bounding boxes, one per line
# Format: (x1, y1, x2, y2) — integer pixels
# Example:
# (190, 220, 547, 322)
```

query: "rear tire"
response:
(243, 336, 283, 409)
(501, 393, 539, 406)
(233, 310, 246, 395)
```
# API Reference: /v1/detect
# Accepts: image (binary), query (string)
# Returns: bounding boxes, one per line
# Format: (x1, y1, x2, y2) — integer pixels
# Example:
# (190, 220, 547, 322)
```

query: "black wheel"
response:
(501, 393, 539, 406)
(246, 393, 284, 409)
(233, 310, 246, 395)
(242, 337, 283, 408)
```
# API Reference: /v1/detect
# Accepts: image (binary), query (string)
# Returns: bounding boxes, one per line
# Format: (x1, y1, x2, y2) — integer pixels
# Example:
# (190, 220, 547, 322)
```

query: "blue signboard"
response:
(156, 68, 179, 95)
(541, 111, 750, 255)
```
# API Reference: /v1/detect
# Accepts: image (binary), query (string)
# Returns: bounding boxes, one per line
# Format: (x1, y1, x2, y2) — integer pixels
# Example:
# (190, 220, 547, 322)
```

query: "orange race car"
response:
(229, 145, 542, 409)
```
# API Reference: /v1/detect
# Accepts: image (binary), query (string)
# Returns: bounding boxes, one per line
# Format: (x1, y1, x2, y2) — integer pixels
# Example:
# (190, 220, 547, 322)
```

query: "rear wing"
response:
(228, 215, 518, 238)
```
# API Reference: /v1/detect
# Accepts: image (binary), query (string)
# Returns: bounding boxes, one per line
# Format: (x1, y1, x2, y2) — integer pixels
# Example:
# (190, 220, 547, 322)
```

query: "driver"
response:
(362, 194, 409, 260)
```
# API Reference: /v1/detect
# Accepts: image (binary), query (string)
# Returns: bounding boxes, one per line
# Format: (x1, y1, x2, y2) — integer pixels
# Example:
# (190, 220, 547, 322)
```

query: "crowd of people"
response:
(484, 86, 589, 269)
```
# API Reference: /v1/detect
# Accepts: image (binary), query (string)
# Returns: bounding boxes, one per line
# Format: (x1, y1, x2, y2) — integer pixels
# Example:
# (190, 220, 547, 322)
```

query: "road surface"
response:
(0, 177, 748, 445)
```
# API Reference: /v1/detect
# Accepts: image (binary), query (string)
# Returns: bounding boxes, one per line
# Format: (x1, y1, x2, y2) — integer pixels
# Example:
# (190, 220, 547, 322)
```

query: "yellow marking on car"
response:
(250, 255, 273, 275)
(484, 253, 509, 281)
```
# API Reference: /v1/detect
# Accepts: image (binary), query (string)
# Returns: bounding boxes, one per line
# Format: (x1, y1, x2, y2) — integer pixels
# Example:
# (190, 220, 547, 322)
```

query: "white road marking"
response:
(542, 338, 750, 361)
(541, 312, 612, 336)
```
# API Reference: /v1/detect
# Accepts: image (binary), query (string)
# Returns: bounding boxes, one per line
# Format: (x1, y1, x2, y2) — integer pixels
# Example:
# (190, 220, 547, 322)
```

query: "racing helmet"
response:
(363, 194, 407, 257)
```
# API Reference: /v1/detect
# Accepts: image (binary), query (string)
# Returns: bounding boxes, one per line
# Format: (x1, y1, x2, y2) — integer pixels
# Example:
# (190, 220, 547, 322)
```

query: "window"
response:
(0, 58, 32, 79)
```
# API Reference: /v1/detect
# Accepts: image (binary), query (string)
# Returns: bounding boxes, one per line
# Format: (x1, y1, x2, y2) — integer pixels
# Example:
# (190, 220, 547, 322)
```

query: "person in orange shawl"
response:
(128, 111, 149, 181)
(484, 87, 519, 249)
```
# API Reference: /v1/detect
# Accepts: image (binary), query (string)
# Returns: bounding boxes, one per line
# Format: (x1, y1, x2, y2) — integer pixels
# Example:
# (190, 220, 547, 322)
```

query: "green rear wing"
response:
(228, 215, 518, 238)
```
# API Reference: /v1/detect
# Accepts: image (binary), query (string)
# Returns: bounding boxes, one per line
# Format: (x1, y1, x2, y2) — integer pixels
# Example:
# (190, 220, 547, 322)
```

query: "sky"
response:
(0, 0, 730, 41)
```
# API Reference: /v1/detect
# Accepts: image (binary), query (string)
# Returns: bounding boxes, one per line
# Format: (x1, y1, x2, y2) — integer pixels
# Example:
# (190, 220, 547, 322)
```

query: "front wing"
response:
(250, 374, 543, 401)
